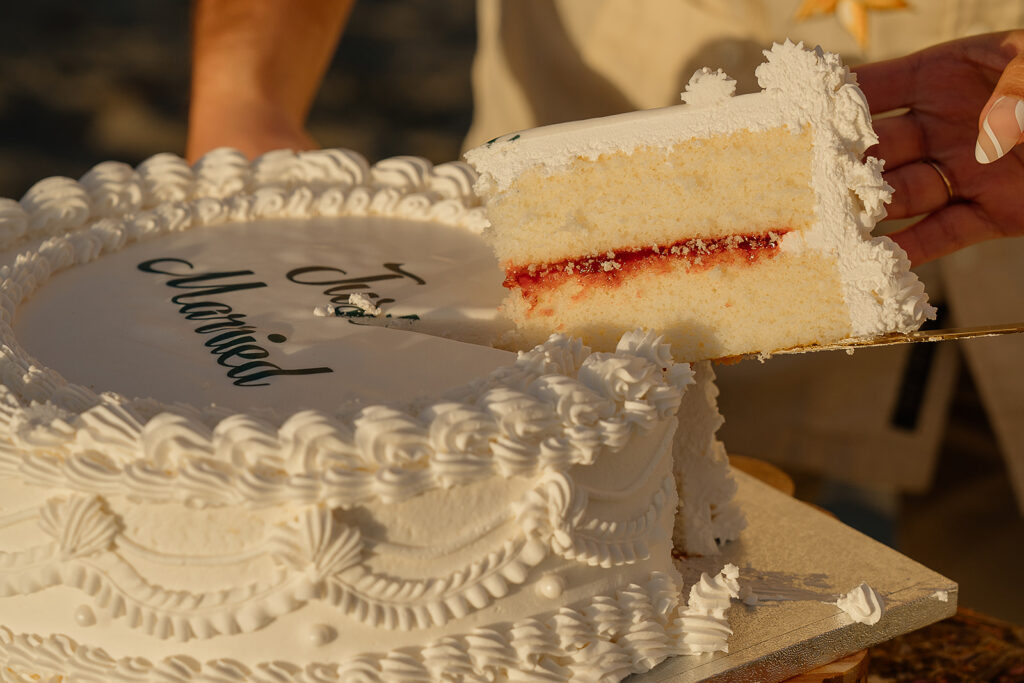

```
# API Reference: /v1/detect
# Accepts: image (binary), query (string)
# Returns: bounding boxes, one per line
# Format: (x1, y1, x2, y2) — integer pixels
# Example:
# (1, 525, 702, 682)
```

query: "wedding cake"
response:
(0, 148, 741, 681)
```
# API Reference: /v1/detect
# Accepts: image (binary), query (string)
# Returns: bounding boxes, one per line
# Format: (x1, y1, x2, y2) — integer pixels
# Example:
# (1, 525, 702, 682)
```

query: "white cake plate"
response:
(634, 470, 958, 682)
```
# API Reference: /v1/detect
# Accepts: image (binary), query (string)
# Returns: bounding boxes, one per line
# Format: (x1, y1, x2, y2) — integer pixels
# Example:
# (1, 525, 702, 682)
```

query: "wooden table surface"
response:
(728, 457, 1019, 683)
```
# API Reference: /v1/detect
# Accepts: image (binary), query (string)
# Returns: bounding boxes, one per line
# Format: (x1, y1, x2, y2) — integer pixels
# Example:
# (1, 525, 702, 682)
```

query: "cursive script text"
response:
(139, 258, 333, 386)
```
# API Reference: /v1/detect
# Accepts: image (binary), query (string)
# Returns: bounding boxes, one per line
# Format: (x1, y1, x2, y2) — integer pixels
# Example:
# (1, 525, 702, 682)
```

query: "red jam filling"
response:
(504, 230, 790, 308)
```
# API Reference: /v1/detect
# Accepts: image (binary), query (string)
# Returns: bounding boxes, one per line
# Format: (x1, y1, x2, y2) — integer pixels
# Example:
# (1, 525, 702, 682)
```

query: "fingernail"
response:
(976, 95, 1024, 163)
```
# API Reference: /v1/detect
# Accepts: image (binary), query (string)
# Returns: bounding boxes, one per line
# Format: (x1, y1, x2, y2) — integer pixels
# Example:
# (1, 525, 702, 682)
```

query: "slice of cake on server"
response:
(465, 41, 935, 361)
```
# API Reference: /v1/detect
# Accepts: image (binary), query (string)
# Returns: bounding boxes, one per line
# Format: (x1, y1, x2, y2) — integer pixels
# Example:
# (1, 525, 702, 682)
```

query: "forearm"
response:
(187, 0, 355, 161)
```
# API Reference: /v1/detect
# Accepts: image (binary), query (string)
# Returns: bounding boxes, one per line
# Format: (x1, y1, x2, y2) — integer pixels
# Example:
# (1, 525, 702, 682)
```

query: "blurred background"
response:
(0, 0, 1020, 630)
(0, 0, 476, 196)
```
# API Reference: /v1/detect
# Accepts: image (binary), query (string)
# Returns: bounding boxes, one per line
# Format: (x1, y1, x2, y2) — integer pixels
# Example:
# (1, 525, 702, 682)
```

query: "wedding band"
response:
(923, 159, 955, 201)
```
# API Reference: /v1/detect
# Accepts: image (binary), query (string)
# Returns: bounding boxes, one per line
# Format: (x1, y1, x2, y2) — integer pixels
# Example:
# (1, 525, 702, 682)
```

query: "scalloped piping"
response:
(0, 570, 704, 682)
(0, 429, 675, 641)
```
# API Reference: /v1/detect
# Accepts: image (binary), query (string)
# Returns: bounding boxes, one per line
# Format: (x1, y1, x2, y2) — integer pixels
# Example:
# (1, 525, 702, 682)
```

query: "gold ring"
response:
(923, 159, 955, 201)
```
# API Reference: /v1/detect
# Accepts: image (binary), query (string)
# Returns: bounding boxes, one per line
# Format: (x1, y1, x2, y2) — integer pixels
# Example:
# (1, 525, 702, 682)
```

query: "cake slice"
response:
(465, 41, 935, 361)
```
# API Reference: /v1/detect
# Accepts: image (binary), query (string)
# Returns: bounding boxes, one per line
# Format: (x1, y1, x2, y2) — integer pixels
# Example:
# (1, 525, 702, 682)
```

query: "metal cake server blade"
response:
(765, 321, 1024, 356)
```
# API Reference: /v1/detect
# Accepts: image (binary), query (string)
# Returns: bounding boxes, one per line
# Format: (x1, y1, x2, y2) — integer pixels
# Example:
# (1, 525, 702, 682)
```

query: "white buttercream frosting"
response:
(0, 331, 691, 509)
(79, 161, 144, 219)
(348, 292, 383, 316)
(19, 176, 91, 236)
(0, 198, 29, 245)
(680, 68, 737, 107)
(835, 582, 885, 625)
(674, 563, 740, 654)
(673, 362, 744, 555)
(136, 152, 195, 205)
(0, 399, 689, 676)
(0, 573, 695, 681)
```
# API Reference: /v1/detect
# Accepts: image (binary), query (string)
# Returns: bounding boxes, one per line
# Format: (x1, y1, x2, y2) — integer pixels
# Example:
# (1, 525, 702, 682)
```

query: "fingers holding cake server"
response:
(858, 113, 957, 218)
(880, 155, 956, 218)
(886, 203, 1003, 268)
(855, 30, 1024, 265)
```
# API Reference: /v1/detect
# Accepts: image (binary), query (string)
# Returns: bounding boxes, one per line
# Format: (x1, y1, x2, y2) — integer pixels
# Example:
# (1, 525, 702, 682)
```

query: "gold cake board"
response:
(633, 469, 958, 682)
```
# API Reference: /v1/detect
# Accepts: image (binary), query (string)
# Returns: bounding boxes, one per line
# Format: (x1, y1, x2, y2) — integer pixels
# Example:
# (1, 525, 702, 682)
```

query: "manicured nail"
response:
(976, 95, 1024, 163)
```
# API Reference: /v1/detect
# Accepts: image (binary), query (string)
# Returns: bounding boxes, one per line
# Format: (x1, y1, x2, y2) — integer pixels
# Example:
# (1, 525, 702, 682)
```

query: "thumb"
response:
(975, 51, 1024, 164)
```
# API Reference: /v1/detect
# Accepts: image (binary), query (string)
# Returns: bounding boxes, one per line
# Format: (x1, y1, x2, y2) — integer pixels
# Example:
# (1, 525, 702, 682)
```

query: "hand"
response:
(855, 31, 1024, 265)
(186, 95, 318, 163)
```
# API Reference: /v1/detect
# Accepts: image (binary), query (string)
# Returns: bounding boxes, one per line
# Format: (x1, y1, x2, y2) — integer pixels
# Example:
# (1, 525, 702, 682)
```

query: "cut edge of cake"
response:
(465, 40, 936, 362)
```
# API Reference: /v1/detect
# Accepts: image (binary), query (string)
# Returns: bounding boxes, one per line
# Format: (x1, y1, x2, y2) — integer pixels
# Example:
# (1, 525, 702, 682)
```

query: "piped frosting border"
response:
(1, 568, 701, 682)
(0, 328, 692, 509)
(0, 148, 697, 512)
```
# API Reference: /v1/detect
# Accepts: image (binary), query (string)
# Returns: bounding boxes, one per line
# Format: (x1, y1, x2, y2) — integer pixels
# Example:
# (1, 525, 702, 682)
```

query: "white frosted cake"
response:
(0, 149, 742, 681)
(465, 41, 936, 361)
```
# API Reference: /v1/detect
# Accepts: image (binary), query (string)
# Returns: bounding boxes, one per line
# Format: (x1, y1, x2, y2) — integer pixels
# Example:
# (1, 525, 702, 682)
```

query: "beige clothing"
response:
(466, 0, 1024, 507)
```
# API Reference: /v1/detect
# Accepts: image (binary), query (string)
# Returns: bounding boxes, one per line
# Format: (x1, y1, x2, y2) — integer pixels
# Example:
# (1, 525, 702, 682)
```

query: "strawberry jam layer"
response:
(505, 230, 790, 304)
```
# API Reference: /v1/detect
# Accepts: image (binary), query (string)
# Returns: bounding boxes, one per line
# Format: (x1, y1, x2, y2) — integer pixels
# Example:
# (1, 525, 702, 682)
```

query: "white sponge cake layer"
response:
(501, 247, 850, 361)
(466, 80, 810, 198)
(481, 127, 814, 267)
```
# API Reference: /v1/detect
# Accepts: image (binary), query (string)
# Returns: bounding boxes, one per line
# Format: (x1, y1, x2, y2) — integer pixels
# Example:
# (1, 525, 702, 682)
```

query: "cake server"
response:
(767, 321, 1024, 356)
